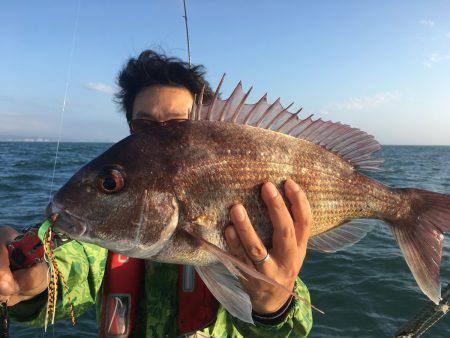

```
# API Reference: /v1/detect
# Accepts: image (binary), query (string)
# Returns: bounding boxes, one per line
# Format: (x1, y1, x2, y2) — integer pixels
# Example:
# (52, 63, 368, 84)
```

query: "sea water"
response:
(1, 142, 449, 337)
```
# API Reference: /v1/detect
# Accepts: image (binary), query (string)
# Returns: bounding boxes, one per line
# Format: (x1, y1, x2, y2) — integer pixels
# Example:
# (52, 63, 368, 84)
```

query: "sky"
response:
(1, 0, 450, 144)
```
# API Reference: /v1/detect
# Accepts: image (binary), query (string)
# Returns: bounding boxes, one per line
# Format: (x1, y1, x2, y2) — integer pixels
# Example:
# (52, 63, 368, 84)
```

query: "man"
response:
(0, 50, 313, 337)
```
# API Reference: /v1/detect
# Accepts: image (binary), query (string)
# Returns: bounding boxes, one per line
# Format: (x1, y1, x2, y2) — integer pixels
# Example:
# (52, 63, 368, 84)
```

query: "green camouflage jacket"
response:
(10, 221, 312, 337)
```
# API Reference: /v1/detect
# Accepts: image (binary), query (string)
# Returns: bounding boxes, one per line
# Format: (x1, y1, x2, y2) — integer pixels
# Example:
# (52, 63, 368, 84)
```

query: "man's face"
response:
(130, 85, 194, 133)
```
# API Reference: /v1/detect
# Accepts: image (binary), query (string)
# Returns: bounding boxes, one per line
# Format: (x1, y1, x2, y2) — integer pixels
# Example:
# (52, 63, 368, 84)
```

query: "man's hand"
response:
(225, 179, 311, 314)
(0, 227, 48, 306)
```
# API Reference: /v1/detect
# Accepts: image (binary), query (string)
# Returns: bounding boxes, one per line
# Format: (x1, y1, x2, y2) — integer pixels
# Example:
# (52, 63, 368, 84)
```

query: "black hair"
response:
(116, 50, 214, 123)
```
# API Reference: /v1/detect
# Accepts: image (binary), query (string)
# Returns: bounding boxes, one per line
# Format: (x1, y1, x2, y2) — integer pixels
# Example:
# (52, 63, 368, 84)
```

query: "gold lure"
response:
(43, 223, 76, 330)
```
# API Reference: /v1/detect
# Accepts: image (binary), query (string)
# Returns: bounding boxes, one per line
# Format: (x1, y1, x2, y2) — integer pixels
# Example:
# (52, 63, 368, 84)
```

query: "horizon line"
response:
(1, 140, 449, 147)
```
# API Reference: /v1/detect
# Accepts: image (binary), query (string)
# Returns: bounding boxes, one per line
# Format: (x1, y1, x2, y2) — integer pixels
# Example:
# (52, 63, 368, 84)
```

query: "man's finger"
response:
(0, 227, 20, 246)
(0, 246, 19, 297)
(13, 262, 48, 297)
(284, 179, 311, 255)
(261, 182, 297, 261)
(224, 225, 252, 266)
(229, 204, 273, 273)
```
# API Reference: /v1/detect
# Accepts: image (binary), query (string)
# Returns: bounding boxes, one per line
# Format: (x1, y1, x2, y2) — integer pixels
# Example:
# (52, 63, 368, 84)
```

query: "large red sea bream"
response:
(48, 77, 450, 323)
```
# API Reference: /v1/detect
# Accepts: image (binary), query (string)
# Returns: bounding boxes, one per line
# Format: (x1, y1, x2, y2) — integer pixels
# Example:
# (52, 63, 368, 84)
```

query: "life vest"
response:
(177, 265, 219, 335)
(99, 253, 145, 338)
(100, 252, 218, 337)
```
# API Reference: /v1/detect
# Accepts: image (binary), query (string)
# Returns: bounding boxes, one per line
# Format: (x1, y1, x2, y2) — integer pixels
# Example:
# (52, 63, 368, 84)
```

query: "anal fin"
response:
(308, 219, 373, 253)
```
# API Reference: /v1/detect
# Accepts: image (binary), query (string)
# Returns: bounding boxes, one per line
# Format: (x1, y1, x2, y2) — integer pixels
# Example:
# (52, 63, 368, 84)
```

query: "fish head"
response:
(47, 133, 179, 258)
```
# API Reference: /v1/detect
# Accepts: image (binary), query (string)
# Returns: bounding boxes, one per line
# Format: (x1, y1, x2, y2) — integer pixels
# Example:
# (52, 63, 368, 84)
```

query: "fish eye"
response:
(98, 168, 125, 194)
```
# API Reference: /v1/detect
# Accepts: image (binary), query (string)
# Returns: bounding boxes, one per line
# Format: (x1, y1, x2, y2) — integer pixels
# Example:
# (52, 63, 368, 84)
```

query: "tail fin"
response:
(389, 188, 450, 304)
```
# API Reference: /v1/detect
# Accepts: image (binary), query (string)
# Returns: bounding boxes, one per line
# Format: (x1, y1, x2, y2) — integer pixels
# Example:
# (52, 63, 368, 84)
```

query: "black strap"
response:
(252, 296, 294, 325)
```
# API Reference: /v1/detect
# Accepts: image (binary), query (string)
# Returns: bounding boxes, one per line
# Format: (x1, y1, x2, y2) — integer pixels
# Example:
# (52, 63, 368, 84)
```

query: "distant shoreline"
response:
(0, 140, 113, 144)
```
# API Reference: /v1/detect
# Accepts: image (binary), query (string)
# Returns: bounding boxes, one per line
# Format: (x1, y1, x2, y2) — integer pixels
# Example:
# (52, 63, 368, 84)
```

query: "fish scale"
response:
(166, 127, 390, 249)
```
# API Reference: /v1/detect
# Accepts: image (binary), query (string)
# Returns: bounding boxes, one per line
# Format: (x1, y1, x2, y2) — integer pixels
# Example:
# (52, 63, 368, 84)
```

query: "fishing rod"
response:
(180, 0, 198, 296)
(395, 284, 450, 337)
(182, 0, 191, 67)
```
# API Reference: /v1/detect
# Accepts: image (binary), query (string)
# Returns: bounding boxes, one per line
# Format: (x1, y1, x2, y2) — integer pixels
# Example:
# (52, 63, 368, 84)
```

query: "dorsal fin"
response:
(191, 75, 383, 171)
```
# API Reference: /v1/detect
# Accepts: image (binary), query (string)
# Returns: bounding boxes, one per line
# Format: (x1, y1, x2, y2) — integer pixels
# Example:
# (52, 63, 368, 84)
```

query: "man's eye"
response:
(130, 118, 159, 132)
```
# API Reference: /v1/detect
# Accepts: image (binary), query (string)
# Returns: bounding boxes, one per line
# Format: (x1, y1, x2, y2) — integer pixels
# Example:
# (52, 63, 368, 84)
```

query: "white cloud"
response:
(326, 91, 399, 112)
(424, 53, 450, 67)
(446, 32, 450, 38)
(83, 82, 117, 95)
(419, 19, 435, 28)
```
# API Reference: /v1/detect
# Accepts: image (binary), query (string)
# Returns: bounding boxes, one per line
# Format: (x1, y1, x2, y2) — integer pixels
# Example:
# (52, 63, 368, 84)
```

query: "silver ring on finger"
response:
(253, 252, 270, 266)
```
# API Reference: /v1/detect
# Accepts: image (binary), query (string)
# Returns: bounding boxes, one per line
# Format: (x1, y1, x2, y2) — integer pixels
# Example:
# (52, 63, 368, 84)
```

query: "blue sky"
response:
(1, 0, 450, 144)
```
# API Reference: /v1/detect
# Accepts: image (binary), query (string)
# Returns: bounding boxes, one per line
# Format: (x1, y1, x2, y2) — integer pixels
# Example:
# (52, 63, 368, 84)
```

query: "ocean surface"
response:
(0, 142, 449, 337)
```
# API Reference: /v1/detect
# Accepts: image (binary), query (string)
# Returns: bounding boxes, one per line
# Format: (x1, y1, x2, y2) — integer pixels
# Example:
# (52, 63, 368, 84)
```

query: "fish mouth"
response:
(45, 201, 139, 254)
(46, 202, 88, 239)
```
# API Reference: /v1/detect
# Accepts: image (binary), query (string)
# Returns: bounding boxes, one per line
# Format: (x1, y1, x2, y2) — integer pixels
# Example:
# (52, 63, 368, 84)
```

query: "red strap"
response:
(178, 265, 219, 335)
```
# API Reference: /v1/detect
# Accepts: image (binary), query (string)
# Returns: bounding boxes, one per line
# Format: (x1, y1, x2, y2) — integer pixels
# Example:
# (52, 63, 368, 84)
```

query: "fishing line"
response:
(182, 0, 191, 67)
(48, 0, 81, 204)
(42, 2, 81, 337)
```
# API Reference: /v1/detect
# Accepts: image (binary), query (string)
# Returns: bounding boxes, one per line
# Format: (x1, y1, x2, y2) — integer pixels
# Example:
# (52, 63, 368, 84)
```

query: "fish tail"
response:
(388, 188, 450, 304)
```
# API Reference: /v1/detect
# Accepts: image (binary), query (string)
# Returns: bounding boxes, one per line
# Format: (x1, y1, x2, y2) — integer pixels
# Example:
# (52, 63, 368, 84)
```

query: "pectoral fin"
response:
(183, 223, 324, 315)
